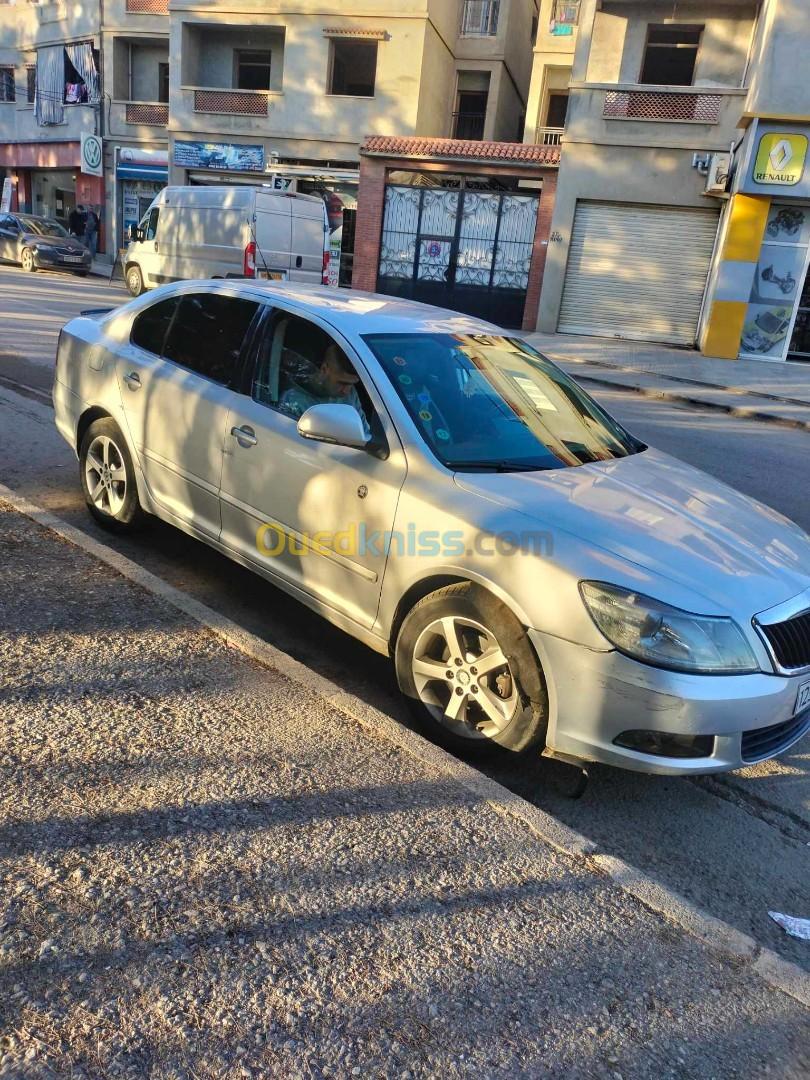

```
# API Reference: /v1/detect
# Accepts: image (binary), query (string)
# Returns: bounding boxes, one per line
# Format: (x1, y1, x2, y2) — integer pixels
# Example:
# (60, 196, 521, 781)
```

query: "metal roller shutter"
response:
(558, 201, 720, 346)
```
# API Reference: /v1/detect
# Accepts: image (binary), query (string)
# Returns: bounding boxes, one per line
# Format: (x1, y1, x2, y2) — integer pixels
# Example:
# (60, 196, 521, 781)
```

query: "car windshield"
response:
(363, 332, 644, 471)
(17, 216, 68, 237)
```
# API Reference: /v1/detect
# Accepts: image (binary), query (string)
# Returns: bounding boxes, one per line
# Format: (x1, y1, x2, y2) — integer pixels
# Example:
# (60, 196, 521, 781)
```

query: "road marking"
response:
(0, 479, 808, 1008)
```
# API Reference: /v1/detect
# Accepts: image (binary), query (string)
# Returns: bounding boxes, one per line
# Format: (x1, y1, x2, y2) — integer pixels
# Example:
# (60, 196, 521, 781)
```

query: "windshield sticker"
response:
(436, 428, 450, 441)
(398, 374, 412, 386)
(419, 410, 433, 422)
(393, 355, 407, 366)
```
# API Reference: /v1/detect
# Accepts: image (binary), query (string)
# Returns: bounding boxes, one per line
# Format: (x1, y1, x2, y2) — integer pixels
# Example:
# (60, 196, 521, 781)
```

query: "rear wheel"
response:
(126, 264, 144, 297)
(79, 418, 145, 532)
(21, 248, 36, 272)
(395, 583, 547, 755)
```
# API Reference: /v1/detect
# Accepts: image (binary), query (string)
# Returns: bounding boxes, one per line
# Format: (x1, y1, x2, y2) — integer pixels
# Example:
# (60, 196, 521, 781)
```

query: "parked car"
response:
(124, 185, 329, 298)
(0, 212, 91, 275)
(53, 283, 810, 776)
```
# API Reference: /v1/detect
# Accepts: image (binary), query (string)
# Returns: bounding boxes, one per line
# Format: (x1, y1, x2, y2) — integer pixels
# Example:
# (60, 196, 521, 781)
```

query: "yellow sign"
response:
(753, 133, 808, 186)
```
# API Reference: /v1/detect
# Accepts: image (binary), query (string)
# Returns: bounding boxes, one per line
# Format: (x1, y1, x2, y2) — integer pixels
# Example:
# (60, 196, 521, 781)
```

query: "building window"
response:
(0, 67, 14, 102)
(328, 39, 377, 97)
(640, 25, 703, 86)
(235, 50, 272, 91)
(545, 92, 569, 128)
(158, 62, 169, 103)
(26, 65, 36, 103)
(461, 0, 499, 37)
(453, 90, 488, 140)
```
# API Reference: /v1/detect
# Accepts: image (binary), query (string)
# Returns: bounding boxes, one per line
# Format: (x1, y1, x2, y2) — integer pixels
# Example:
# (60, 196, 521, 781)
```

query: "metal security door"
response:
(377, 185, 539, 328)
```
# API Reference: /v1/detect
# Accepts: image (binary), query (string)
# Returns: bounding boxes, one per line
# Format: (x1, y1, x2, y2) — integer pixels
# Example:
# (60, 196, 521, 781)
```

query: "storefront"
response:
(170, 139, 358, 285)
(114, 147, 168, 254)
(702, 120, 810, 363)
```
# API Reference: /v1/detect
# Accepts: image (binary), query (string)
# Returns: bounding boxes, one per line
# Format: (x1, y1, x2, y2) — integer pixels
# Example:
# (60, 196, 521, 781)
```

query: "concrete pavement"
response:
(1, 496, 808, 1078)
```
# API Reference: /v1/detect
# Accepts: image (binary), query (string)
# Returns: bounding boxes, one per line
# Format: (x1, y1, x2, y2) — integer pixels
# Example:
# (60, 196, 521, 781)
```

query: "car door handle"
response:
(231, 425, 258, 447)
(123, 371, 141, 390)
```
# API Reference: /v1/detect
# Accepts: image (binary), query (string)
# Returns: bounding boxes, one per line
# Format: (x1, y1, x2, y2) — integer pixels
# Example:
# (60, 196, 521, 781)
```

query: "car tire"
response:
(76, 270, 90, 278)
(79, 418, 145, 533)
(21, 248, 36, 272)
(395, 582, 548, 756)
(126, 264, 144, 297)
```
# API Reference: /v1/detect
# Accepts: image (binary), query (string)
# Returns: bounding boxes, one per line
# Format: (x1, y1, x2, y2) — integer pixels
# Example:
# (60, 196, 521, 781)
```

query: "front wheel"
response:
(79, 418, 145, 532)
(395, 583, 548, 755)
(21, 248, 36, 272)
(126, 264, 144, 297)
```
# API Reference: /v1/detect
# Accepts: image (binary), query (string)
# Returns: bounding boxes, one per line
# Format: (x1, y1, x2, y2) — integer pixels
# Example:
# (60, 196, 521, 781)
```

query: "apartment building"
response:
(527, 0, 810, 363)
(1, 0, 539, 261)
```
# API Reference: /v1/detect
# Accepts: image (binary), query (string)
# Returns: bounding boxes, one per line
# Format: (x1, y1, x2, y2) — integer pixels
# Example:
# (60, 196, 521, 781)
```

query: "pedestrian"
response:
(85, 205, 100, 258)
(68, 204, 86, 241)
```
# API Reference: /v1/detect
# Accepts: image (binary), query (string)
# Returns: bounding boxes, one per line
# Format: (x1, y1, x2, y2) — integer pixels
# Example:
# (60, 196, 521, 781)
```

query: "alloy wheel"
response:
(410, 615, 519, 740)
(84, 435, 127, 518)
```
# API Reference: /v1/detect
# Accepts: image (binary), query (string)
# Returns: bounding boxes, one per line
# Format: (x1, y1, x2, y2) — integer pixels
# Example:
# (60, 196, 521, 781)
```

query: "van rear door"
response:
(254, 192, 292, 278)
(290, 197, 327, 283)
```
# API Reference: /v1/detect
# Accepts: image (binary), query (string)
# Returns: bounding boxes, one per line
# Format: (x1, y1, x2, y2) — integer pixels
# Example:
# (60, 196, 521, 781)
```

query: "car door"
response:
(116, 289, 261, 538)
(137, 205, 161, 286)
(218, 307, 407, 630)
(0, 215, 19, 261)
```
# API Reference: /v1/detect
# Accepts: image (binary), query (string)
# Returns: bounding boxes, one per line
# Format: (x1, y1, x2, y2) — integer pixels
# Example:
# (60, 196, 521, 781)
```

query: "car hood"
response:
(22, 231, 76, 247)
(454, 448, 810, 615)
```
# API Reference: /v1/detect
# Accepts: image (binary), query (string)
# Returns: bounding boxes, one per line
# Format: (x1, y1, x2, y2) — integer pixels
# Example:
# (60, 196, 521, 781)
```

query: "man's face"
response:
(320, 351, 359, 398)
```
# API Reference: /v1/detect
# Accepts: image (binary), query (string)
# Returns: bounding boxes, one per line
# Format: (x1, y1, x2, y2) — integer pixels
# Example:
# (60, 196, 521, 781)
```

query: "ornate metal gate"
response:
(377, 185, 539, 328)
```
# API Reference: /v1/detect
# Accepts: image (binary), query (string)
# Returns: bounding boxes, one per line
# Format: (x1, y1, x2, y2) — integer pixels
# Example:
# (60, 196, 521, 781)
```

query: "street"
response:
(0, 267, 809, 1075)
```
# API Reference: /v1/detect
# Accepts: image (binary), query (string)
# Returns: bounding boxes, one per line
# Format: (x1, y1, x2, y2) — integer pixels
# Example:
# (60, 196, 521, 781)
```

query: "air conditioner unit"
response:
(704, 152, 731, 196)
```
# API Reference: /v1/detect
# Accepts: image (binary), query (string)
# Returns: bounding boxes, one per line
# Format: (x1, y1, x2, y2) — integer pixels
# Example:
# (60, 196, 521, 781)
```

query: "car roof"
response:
(162, 280, 507, 337)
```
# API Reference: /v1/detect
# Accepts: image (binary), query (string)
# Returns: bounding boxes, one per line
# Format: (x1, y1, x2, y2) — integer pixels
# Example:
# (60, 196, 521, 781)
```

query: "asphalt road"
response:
(1, 265, 808, 973)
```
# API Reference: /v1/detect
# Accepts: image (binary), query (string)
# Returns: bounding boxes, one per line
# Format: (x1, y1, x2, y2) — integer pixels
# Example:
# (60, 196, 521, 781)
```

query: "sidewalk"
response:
(0, 498, 808, 1078)
(526, 332, 810, 431)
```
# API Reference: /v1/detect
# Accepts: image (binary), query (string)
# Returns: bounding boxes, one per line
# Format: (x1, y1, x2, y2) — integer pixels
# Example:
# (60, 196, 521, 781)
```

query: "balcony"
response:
(126, 0, 169, 13)
(192, 88, 269, 116)
(452, 110, 486, 140)
(461, 0, 499, 37)
(603, 88, 722, 124)
(125, 101, 168, 125)
(534, 126, 565, 146)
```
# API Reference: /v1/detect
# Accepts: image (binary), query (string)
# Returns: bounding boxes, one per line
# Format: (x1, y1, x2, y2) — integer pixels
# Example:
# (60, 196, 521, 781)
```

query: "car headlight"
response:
(579, 582, 758, 674)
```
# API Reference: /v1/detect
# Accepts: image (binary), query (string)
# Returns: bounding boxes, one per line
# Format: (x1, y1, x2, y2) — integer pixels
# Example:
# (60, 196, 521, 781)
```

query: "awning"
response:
(116, 164, 168, 182)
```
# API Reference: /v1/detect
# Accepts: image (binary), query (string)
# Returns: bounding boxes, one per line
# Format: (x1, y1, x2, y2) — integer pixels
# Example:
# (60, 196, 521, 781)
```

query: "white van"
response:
(124, 185, 329, 297)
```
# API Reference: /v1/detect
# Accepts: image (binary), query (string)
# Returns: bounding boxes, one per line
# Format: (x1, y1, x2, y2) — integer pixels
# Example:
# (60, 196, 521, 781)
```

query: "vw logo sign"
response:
(81, 134, 103, 176)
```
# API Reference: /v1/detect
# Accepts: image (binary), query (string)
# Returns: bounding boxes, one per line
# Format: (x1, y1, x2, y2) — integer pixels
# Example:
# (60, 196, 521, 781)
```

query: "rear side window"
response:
(131, 297, 180, 356)
(144, 207, 159, 241)
(162, 293, 260, 384)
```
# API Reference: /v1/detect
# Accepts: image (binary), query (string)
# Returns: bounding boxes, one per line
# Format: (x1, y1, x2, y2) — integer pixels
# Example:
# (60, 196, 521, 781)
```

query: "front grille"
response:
(759, 609, 810, 671)
(741, 709, 810, 763)
(56, 247, 85, 257)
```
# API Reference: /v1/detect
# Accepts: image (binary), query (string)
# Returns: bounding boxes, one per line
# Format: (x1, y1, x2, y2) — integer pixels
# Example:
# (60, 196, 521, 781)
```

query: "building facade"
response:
(1, 0, 540, 265)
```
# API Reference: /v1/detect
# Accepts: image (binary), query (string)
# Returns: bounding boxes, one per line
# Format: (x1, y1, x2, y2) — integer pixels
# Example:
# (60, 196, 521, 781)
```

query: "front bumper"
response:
(32, 248, 91, 272)
(529, 628, 810, 775)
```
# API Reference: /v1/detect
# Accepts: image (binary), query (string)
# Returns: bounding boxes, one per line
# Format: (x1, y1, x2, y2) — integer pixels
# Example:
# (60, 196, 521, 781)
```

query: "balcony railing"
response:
(534, 125, 565, 146)
(452, 111, 486, 140)
(126, 0, 169, 13)
(193, 89, 268, 116)
(461, 0, 499, 37)
(125, 101, 168, 125)
(603, 89, 722, 123)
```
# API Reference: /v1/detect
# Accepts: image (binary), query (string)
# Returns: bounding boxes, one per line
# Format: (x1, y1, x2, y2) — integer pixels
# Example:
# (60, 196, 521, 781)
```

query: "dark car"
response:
(0, 212, 91, 275)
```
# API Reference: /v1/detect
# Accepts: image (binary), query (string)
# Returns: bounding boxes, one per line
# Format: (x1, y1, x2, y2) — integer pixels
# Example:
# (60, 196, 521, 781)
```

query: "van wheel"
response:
(395, 583, 548, 756)
(79, 418, 145, 533)
(126, 264, 144, 297)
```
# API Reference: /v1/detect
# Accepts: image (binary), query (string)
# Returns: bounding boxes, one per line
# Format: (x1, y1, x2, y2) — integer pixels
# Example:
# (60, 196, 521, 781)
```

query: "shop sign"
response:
(0, 177, 12, 213)
(753, 133, 808, 186)
(173, 141, 264, 172)
(81, 134, 103, 177)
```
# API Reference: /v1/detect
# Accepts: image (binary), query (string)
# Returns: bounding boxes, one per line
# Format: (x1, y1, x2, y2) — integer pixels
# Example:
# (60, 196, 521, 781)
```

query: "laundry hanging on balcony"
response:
(34, 41, 100, 126)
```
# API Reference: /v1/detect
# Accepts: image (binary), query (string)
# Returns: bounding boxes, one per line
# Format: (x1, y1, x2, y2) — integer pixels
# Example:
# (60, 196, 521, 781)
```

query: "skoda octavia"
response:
(53, 283, 810, 775)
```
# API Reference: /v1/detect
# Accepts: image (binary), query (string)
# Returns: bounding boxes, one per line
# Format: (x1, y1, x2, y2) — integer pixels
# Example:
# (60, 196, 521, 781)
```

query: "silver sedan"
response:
(52, 282, 810, 775)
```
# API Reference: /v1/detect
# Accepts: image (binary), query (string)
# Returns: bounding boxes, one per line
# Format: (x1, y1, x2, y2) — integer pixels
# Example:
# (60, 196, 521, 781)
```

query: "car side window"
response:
(162, 293, 260, 385)
(144, 207, 159, 241)
(251, 311, 373, 431)
(130, 297, 181, 356)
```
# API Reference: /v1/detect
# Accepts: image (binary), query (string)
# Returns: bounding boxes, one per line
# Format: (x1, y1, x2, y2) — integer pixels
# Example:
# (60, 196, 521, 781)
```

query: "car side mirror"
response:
(297, 403, 370, 450)
(130, 225, 144, 242)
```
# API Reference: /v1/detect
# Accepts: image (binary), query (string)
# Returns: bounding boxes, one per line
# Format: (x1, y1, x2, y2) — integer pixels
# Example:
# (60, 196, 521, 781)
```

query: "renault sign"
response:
(742, 121, 810, 196)
(81, 133, 103, 177)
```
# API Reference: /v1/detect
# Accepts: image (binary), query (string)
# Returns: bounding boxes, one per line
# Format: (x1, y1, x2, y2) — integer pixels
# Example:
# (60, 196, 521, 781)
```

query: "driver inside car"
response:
(279, 342, 371, 438)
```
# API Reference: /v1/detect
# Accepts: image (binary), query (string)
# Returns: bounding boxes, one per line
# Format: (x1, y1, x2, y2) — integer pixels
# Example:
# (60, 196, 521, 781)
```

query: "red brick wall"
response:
(522, 169, 558, 331)
(352, 155, 387, 293)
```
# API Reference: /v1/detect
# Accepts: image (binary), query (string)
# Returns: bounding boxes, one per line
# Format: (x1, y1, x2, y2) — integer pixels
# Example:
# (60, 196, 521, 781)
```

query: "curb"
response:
(571, 372, 810, 433)
(1, 481, 808, 1011)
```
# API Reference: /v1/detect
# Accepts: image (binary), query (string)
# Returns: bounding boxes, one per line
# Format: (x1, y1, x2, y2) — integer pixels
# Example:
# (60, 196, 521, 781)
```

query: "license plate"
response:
(258, 270, 287, 281)
(63, 255, 84, 263)
(795, 680, 810, 716)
